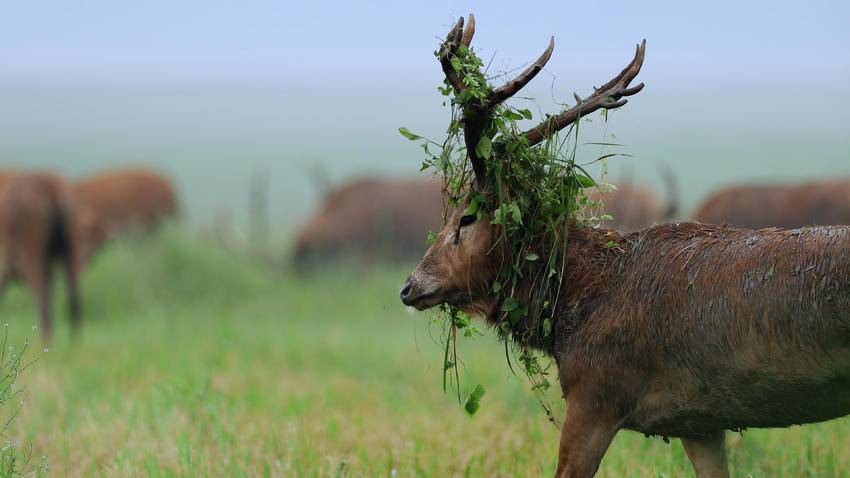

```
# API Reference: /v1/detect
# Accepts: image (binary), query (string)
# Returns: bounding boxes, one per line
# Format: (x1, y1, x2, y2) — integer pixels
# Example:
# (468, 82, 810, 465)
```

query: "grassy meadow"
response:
(0, 229, 847, 477)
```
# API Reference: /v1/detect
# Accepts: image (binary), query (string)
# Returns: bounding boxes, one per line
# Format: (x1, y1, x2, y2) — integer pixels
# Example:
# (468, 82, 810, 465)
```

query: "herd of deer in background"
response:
(3, 166, 849, 342)
(293, 175, 850, 270)
(0, 168, 177, 341)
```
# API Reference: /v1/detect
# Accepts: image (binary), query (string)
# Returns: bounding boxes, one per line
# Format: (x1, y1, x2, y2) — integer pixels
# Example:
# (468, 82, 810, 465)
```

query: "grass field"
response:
(0, 229, 848, 477)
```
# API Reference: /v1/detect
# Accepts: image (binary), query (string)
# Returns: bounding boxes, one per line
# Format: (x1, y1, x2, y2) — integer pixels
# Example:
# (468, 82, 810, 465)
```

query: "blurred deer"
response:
(694, 180, 850, 229)
(0, 173, 81, 341)
(293, 177, 442, 271)
(72, 168, 178, 264)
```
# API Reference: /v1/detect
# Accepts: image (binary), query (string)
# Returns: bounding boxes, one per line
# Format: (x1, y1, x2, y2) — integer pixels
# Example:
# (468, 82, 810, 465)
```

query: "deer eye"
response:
(459, 214, 477, 228)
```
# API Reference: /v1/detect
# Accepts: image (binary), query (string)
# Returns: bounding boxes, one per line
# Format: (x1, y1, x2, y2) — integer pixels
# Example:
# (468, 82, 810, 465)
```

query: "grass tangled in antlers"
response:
(400, 40, 623, 419)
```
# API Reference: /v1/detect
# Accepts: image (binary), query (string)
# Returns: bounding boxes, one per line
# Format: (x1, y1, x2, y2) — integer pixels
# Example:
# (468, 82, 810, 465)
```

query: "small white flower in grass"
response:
(31, 323, 36, 331)
(43, 347, 49, 353)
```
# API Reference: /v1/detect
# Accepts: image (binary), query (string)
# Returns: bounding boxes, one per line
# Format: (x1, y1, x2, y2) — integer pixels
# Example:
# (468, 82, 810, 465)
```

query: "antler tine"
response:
(486, 36, 555, 108)
(460, 14, 475, 47)
(439, 17, 466, 94)
(595, 39, 645, 95)
(522, 39, 646, 147)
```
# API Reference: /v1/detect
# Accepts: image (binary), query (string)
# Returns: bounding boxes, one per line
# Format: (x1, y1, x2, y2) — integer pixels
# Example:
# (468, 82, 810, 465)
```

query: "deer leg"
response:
(22, 259, 52, 343)
(555, 398, 620, 478)
(0, 271, 9, 302)
(64, 256, 82, 338)
(681, 431, 729, 478)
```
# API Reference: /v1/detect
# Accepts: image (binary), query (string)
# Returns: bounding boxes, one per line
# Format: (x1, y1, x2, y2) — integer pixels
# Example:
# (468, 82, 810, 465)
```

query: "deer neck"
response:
(487, 222, 628, 355)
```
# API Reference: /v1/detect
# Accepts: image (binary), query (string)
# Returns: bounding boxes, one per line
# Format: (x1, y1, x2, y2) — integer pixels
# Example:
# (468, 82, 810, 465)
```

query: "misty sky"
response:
(1, 1, 849, 224)
(3, 1, 849, 85)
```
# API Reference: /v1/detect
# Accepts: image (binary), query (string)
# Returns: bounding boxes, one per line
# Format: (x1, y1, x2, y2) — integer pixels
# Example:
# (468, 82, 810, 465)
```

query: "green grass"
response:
(0, 229, 848, 476)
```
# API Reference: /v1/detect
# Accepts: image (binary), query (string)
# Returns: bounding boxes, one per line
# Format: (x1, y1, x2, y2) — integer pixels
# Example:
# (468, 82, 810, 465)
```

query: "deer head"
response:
(400, 14, 645, 318)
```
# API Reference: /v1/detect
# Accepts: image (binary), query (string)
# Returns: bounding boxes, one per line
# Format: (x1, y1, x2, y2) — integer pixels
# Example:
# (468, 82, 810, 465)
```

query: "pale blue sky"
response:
(2, 1, 848, 85)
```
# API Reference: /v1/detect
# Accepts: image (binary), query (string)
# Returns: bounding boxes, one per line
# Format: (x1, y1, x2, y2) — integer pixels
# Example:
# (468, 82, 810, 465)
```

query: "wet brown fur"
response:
(0, 173, 82, 341)
(406, 205, 850, 476)
(693, 180, 850, 229)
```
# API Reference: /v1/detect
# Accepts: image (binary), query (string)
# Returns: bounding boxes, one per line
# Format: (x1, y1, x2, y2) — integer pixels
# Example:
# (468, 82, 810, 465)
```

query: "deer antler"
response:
(436, 15, 645, 187)
(485, 36, 554, 109)
(522, 40, 646, 147)
(438, 16, 471, 95)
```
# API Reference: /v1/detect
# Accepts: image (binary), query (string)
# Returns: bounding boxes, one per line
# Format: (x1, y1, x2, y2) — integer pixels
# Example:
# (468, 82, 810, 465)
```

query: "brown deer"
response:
(293, 177, 442, 271)
(73, 168, 178, 234)
(72, 168, 178, 263)
(401, 15, 850, 478)
(694, 180, 850, 229)
(0, 173, 82, 341)
(586, 180, 678, 231)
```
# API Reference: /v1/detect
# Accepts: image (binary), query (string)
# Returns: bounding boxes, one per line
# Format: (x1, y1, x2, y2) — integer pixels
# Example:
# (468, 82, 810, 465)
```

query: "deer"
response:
(0, 173, 82, 342)
(400, 14, 850, 478)
(293, 177, 443, 271)
(585, 180, 678, 231)
(694, 180, 850, 229)
(72, 168, 178, 236)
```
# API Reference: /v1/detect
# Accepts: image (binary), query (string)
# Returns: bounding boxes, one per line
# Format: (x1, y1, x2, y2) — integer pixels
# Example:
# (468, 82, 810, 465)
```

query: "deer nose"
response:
(400, 278, 413, 304)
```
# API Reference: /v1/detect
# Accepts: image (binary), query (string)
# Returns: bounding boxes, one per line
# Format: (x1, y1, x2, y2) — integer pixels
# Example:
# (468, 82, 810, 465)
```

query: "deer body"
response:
(547, 223, 850, 439)
(73, 169, 177, 235)
(693, 180, 850, 229)
(0, 173, 82, 341)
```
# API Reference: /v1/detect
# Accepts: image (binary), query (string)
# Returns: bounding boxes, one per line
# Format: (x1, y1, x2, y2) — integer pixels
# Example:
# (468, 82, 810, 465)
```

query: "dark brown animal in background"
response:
(586, 175, 678, 231)
(402, 16, 850, 478)
(72, 168, 178, 263)
(293, 177, 442, 271)
(693, 180, 850, 229)
(0, 173, 81, 341)
(0, 171, 16, 193)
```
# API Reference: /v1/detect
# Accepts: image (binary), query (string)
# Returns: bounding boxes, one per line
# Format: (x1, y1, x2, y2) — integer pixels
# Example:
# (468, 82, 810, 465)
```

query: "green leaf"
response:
(508, 202, 522, 225)
(526, 253, 539, 261)
(426, 231, 437, 246)
(476, 136, 493, 159)
(471, 384, 486, 400)
(501, 297, 519, 312)
(450, 57, 462, 73)
(491, 281, 502, 293)
(491, 205, 506, 225)
(398, 127, 422, 141)
(464, 384, 486, 416)
(519, 108, 533, 120)
(503, 110, 524, 121)
(465, 195, 482, 216)
(509, 306, 524, 325)
(576, 175, 596, 188)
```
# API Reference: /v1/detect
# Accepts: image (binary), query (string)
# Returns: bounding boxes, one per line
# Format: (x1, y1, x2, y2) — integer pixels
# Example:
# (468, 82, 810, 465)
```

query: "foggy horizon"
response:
(2, 1, 849, 225)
